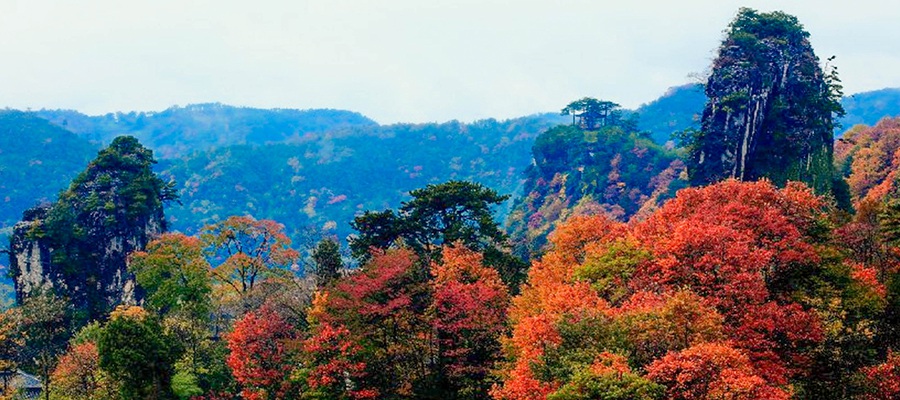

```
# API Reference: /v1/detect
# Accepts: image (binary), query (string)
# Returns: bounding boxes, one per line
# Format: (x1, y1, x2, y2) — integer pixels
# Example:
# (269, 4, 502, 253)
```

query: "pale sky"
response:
(1, 0, 899, 123)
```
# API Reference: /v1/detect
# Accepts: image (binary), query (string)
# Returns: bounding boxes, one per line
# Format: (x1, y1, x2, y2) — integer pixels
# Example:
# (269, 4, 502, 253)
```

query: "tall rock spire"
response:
(688, 8, 843, 194)
(10, 136, 176, 325)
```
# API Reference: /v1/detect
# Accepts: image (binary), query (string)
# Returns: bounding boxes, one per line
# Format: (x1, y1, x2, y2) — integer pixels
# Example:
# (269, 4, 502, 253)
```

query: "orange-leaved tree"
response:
(644, 342, 789, 400)
(493, 215, 624, 399)
(202, 216, 299, 299)
(50, 342, 116, 400)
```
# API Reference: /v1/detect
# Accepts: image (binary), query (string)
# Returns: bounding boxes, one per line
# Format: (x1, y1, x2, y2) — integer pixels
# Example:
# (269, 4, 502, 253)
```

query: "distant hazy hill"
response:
(634, 83, 706, 143)
(0, 110, 95, 233)
(839, 88, 900, 131)
(35, 104, 377, 158)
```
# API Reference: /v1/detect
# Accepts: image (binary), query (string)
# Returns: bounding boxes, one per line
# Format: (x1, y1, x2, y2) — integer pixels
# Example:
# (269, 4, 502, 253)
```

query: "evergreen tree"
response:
(311, 238, 343, 288)
(350, 180, 526, 288)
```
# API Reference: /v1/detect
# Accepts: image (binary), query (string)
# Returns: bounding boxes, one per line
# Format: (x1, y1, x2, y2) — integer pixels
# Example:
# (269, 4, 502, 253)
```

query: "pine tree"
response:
(311, 238, 343, 288)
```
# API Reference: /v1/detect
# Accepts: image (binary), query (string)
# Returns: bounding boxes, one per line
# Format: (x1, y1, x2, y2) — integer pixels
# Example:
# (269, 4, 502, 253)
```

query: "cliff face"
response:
(9, 136, 175, 324)
(9, 207, 162, 313)
(10, 207, 53, 299)
(689, 8, 842, 194)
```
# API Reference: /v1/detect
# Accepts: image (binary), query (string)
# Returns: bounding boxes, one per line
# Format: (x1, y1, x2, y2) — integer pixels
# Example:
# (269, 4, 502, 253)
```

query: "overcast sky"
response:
(1, 0, 899, 123)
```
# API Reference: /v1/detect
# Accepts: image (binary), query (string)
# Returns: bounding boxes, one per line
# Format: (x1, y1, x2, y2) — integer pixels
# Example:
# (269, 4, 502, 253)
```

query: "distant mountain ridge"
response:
(35, 104, 377, 158)
(0, 111, 95, 233)
(626, 84, 900, 140)
(27, 84, 900, 160)
(157, 114, 566, 243)
(633, 83, 706, 143)
(839, 88, 900, 131)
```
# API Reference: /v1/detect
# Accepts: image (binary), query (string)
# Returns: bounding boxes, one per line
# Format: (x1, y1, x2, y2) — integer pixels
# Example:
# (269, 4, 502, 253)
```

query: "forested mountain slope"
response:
(0, 111, 95, 234)
(7, 6, 900, 399)
(505, 119, 687, 258)
(634, 83, 706, 144)
(3, 83, 900, 246)
(839, 88, 900, 131)
(159, 115, 564, 242)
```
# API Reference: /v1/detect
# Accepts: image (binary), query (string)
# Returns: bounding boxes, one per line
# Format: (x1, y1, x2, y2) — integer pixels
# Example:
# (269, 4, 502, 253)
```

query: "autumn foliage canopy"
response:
(492, 179, 854, 399)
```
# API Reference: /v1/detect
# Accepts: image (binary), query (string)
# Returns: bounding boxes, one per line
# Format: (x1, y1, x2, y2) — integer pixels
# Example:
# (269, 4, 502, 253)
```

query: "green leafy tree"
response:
(350, 180, 526, 287)
(351, 181, 509, 258)
(547, 368, 663, 400)
(97, 306, 183, 400)
(129, 233, 235, 395)
(18, 291, 70, 400)
(311, 237, 343, 288)
(129, 233, 213, 320)
(561, 98, 623, 131)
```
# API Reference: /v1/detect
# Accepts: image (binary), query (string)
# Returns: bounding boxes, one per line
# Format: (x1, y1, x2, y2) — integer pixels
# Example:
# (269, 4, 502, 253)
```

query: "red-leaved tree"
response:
(226, 306, 298, 400)
(306, 245, 509, 399)
(432, 245, 510, 396)
(303, 322, 375, 400)
(632, 179, 825, 383)
(857, 351, 900, 400)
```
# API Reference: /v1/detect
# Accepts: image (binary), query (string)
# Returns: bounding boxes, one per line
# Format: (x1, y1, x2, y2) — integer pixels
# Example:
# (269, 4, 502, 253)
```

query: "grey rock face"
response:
(10, 204, 161, 320)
